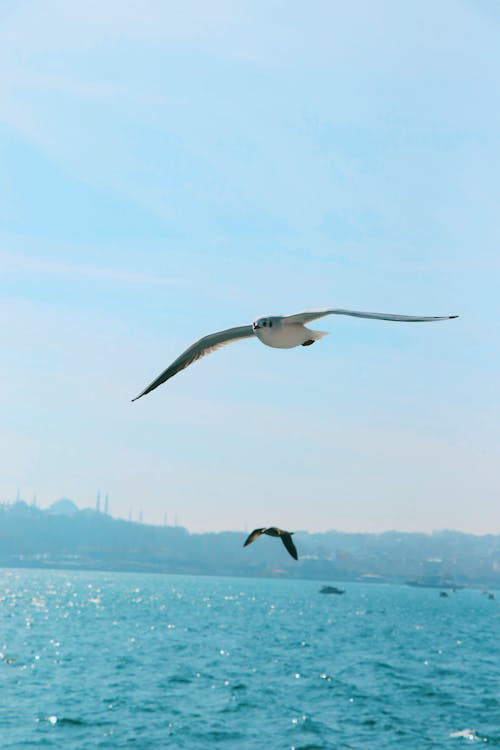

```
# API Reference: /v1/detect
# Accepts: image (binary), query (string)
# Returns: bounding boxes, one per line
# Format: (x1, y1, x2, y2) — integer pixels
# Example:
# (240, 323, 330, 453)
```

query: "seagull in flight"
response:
(132, 307, 458, 400)
(243, 527, 298, 560)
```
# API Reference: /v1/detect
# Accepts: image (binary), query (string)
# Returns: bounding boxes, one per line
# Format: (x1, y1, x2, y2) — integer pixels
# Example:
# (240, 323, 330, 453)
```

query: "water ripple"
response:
(0, 570, 498, 749)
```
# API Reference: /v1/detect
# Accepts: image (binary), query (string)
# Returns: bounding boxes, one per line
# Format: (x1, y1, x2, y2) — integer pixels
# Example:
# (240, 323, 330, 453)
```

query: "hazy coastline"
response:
(2, 499, 498, 588)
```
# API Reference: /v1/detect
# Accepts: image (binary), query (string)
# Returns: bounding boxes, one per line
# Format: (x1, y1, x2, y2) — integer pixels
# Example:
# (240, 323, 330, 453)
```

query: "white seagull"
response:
(132, 307, 458, 400)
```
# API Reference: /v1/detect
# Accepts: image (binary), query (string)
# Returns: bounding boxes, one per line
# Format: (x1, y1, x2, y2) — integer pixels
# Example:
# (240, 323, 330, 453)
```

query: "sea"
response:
(0, 569, 498, 749)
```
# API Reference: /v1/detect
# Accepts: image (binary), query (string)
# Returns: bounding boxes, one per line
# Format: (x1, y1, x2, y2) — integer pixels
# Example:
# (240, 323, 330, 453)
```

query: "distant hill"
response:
(0, 501, 499, 586)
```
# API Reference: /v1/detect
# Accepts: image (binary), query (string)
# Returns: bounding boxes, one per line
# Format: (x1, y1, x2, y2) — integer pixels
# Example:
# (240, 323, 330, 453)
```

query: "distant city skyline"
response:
(1, 2, 499, 533)
(2, 492, 182, 528)
(0, 489, 492, 537)
(1, 499, 499, 586)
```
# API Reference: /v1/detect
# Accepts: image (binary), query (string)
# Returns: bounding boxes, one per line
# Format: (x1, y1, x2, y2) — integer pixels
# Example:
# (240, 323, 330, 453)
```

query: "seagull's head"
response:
(252, 316, 277, 331)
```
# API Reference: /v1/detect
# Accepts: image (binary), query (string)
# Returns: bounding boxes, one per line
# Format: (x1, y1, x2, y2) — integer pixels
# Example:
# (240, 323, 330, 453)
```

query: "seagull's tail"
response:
(306, 328, 329, 341)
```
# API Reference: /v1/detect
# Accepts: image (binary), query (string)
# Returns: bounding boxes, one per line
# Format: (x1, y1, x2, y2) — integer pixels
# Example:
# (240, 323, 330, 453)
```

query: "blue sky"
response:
(1, 1, 499, 532)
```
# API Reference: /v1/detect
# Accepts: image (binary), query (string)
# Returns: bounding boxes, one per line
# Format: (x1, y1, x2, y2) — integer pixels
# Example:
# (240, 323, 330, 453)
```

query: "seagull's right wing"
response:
(280, 533, 298, 560)
(283, 308, 458, 325)
(132, 325, 254, 400)
(243, 529, 265, 547)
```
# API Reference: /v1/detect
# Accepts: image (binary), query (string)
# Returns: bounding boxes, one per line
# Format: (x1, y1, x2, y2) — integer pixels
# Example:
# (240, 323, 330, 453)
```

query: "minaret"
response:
(96, 491, 101, 513)
(104, 493, 109, 515)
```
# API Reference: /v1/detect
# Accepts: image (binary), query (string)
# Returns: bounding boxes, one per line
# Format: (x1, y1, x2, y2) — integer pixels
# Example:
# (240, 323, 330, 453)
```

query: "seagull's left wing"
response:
(132, 325, 254, 400)
(283, 308, 458, 325)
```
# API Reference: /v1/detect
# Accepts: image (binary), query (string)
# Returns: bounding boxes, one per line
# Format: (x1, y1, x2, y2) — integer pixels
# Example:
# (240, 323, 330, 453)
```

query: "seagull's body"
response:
(132, 307, 458, 400)
(243, 527, 298, 560)
(252, 316, 326, 349)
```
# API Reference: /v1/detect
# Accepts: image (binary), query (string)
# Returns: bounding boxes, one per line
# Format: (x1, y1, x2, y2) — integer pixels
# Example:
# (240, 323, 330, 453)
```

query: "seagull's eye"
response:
(263, 320, 267, 327)
(269, 320, 273, 327)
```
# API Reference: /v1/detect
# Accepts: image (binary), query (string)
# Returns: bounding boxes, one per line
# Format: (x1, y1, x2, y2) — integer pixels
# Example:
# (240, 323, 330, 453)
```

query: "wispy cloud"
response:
(0, 251, 184, 286)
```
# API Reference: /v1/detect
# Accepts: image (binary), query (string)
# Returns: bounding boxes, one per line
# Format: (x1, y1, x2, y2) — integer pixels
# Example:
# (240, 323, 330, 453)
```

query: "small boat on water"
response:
(319, 585, 345, 595)
(439, 591, 449, 598)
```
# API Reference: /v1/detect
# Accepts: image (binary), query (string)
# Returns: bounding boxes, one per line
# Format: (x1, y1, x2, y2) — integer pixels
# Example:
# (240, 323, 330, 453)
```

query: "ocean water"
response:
(0, 569, 498, 749)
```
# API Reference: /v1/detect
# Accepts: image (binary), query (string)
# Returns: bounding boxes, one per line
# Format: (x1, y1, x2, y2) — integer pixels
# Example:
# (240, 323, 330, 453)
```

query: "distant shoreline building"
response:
(49, 498, 78, 517)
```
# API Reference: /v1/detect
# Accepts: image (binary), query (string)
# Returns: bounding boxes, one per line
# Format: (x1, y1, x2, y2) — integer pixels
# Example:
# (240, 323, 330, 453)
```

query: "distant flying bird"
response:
(243, 527, 298, 561)
(132, 307, 458, 400)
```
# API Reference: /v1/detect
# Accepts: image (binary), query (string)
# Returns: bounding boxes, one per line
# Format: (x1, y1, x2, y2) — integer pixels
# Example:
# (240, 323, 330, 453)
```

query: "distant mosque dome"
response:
(49, 498, 79, 516)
